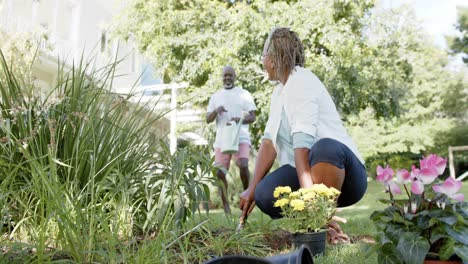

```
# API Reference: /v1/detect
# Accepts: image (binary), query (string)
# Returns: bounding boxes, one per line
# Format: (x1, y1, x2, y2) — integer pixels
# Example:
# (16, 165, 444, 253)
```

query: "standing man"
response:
(206, 66, 257, 214)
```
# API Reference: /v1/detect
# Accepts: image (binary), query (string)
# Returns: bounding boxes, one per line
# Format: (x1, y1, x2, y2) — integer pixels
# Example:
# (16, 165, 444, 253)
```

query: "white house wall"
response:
(1, 0, 144, 91)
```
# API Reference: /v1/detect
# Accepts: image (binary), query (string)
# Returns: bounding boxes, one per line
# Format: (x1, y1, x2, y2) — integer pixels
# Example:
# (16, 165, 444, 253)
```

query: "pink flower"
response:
(432, 177, 465, 202)
(419, 166, 439, 184)
(420, 154, 447, 175)
(410, 165, 420, 180)
(410, 166, 424, 195)
(376, 165, 394, 186)
(418, 154, 446, 184)
(411, 180, 424, 195)
(396, 169, 411, 184)
(389, 182, 402, 194)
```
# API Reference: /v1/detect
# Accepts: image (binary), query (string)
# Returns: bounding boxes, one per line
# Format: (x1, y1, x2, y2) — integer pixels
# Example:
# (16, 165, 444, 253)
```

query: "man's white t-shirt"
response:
(207, 86, 257, 148)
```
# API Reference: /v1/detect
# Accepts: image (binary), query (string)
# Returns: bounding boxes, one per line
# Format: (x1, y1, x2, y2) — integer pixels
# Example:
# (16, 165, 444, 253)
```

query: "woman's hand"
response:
(239, 188, 256, 221)
(238, 139, 276, 221)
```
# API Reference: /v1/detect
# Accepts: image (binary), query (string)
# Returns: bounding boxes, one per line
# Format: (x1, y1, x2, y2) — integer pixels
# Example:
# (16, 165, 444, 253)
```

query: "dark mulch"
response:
(263, 230, 292, 252)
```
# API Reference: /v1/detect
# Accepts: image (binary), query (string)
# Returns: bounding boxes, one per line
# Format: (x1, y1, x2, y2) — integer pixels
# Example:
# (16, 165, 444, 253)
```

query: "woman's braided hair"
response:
(264, 27, 305, 80)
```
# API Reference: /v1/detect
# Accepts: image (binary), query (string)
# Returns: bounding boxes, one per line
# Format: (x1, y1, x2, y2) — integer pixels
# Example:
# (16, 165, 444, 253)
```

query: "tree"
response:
(113, 0, 466, 159)
(347, 6, 467, 165)
(113, 0, 410, 143)
(448, 6, 468, 65)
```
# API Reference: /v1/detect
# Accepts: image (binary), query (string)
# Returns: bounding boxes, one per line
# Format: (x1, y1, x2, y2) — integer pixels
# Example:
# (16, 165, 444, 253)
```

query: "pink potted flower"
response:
(370, 154, 466, 264)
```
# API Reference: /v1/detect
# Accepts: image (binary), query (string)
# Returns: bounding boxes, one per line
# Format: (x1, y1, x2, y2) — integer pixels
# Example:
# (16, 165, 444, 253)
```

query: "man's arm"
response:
(206, 105, 227, 123)
(242, 110, 256, 124)
(206, 111, 217, 123)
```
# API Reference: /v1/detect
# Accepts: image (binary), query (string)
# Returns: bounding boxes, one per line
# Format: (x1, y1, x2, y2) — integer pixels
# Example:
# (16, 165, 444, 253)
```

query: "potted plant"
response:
(273, 184, 341, 256)
(370, 154, 467, 264)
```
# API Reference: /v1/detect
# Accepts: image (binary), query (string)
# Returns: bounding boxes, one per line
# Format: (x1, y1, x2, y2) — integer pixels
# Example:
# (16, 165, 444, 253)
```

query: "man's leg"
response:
(214, 148, 232, 214)
(236, 158, 250, 190)
(216, 169, 231, 214)
(234, 143, 251, 190)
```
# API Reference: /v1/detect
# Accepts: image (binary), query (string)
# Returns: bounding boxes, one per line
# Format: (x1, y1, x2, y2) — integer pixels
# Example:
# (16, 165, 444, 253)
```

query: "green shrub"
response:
(0, 50, 215, 262)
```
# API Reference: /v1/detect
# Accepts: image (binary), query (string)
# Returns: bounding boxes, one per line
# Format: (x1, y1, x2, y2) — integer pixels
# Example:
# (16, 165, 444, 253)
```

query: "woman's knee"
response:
(254, 182, 272, 209)
(254, 183, 281, 218)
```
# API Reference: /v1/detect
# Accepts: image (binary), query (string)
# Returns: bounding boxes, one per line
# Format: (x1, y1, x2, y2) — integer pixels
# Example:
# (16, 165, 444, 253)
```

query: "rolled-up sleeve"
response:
(207, 95, 216, 113)
(292, 132, 316, 149)
(262, 132, 272, 141)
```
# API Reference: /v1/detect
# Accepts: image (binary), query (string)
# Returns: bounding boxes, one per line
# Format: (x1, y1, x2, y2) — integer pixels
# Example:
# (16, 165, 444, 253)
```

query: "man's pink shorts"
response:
(214, 143, 250, 170)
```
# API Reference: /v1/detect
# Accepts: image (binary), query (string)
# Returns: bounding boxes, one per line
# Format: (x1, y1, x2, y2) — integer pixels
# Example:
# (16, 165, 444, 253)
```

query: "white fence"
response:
(114, 83, 206, 153)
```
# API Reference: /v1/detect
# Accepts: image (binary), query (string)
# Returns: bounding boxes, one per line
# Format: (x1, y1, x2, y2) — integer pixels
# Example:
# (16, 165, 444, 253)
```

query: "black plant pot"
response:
(266, 245, 314, 264)
(203, 245, 313, 264)
(291, 231, 326, 257)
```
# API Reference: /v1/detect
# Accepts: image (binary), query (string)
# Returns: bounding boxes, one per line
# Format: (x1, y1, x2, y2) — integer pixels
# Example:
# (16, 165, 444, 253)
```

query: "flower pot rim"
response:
(293, 229, 327, 235)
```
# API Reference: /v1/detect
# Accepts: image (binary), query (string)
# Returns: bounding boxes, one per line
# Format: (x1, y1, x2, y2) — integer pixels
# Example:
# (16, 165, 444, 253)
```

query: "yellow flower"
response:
(303, 192, 316, 201)
(274, 198, 289, 207)
(299, 188, 312, 194)
(289, 191, 301, 198)
(273, 186, 292, 198)
(330, 187, 341, 196)
(309, 184, 340, 197)
(311, 183, 327, 193)
(290, 199, 305, 211)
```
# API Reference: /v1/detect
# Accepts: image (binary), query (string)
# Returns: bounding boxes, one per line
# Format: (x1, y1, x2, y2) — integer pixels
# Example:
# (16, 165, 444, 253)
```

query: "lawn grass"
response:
(195, 179, 468, 264)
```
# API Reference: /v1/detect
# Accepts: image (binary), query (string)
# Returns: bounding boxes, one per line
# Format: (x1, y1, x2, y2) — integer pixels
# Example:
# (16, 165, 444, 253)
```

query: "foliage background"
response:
(113, 0, 467, 177)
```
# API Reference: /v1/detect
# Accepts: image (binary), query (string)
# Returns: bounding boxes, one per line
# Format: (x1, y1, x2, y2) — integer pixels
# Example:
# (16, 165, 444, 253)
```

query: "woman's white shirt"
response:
(263, 66, 364, 166)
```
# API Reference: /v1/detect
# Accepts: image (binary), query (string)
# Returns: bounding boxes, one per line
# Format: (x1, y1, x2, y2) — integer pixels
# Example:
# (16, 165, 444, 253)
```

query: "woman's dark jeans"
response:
(254, 138, 367, 219)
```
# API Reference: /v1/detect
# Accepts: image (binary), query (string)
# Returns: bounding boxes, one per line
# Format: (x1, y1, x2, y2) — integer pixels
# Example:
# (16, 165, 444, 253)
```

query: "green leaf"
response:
(397, 233, 430, 264)
(454, 244, 468, 261)
(438, 238, 455, 261)
(385, 225, 411, 243)
(52, 158, 73, 168)
(370, 210, 394, 224)
(379, 243, 404, 264)
(436, 215, 458, 225)
(365, 244, 380, 259)
(444, 225, 468, 244)
(378, 198, 393, 204)
(428, 217, 438, 227)
(416, 214, 431, 229)
(392, 212, 405, 224)
(430, 226, 449, 244)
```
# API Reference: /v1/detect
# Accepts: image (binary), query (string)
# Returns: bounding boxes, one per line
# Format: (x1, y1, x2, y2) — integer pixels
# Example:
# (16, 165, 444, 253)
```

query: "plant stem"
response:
(403, 184, 411, 198)
(388, 186, 395, 205)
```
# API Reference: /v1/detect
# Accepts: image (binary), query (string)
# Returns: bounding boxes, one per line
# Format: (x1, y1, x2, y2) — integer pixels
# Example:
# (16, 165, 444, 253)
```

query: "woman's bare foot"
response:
(327, 219, 350, 245)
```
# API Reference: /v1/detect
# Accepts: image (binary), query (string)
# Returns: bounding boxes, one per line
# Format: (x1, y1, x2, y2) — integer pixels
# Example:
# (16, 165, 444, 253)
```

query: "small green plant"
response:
(273, 184, 340, 233)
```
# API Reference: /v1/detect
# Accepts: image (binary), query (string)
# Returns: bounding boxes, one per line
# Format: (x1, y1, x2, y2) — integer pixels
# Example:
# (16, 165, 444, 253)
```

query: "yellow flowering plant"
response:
(273, 184, 341, 233)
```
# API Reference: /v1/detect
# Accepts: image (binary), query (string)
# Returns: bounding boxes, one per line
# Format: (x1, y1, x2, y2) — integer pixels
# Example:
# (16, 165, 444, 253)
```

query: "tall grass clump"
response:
(0, 49, 214, 263)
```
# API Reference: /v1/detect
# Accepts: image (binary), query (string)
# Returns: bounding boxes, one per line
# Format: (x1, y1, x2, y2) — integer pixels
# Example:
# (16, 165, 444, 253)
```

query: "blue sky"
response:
(380, 0, 467, 49)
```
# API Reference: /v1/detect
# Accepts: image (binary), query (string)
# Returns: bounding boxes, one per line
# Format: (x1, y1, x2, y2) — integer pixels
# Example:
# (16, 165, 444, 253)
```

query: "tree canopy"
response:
(114, 0, 467, 163)
(448, 6, 468, 65)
